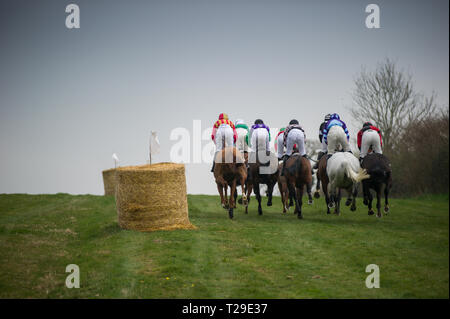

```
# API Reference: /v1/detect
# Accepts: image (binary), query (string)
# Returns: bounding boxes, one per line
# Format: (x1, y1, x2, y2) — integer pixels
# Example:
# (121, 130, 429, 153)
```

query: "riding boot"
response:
(281, 155, 289, 176)
(210, 161, 215, 173)
(313, 151, 325, 169)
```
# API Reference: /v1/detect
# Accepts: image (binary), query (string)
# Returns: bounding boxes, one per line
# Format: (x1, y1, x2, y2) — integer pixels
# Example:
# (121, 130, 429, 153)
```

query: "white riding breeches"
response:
(236, 128, 249, 153)
(286, 129, 306, 157)
(215, 125, 234, 152)
(251, 128, 270, 153)
(326, 126, 351, 154)
(360, 130, 382, 158)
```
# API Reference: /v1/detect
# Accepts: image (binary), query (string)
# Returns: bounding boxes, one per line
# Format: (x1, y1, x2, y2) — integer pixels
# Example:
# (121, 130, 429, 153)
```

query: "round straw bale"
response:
(102, 168, 117, 196)
(115, 162, 196, 232)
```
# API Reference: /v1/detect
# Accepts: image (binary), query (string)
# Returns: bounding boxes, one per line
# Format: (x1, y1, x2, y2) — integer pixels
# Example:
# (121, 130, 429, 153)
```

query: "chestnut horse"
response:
(213, 146, 248, 219)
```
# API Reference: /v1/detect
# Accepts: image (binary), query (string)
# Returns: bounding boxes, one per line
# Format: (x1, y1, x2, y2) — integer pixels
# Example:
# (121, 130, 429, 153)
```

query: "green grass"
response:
(0, 193, 448, 298)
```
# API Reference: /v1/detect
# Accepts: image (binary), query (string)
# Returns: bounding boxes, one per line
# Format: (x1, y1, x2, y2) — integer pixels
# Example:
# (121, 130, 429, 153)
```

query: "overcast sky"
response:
(0, 0, 448, 195)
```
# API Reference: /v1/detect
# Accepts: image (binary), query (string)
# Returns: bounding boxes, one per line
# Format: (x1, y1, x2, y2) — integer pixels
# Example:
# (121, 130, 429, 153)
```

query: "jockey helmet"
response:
(289, 119, 299, 125)
(363, 122, 372, 128)
(330, 113, 340, 120)
(235, 119, 245, 126)
(219, 113, 229, 120)
(324, 113, 331, 121)
(254, 119, 264, 124)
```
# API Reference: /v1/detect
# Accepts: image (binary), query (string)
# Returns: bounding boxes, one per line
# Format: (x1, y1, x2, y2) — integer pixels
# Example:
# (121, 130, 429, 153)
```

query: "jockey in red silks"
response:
(210, 113, 237, 172)
(357, 122, 383, 162)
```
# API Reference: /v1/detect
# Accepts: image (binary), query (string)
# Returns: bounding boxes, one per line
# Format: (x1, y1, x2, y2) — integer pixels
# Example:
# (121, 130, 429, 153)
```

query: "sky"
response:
(0, 0, 448, 195)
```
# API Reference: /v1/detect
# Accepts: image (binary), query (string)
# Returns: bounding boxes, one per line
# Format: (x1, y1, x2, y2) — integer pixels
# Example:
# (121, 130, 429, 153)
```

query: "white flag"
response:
(150, 131, 160, 155)
(112, 153, 119, 166)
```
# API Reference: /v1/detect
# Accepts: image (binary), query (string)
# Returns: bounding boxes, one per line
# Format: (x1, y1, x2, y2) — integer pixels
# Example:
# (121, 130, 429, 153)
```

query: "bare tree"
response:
(350, 58, 437, 153)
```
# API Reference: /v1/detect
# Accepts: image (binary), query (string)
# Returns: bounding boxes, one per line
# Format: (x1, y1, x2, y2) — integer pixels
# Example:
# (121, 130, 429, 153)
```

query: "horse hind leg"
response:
(267, 182, 275, 207)
(254, 182, 263, 215)
(306, 182, 313, 205)
(314, 172, 321, 199)
(384, 184, 390, 214)
(376, 186, 382, 218)
(367, 189, 375, 216)
(350, 185, 357, 212)
(296, 185, 304, 219)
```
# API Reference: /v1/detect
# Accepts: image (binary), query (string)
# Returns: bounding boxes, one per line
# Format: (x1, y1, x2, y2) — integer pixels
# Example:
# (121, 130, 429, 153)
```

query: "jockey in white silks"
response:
(322, 113, 352, 158)
(234, 119, 250, 154)
(357, 122, 383, 163)
(280, 119, 307, 176)
(210, 113, 237, 172)
(249, 119, 271, 156)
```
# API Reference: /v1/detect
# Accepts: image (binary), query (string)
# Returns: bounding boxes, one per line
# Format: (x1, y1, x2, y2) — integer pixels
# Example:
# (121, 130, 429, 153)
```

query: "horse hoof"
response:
(242, 200, 248, 206)
(345, 200, 352, 206)
(237, 198, 243, 205)
(228, 209, 234, 219)
(384, 206, 389, 213)
(363, 199, 368, 205)
(297, 213, 303, 219)
(368, 210, 375, 216)
(267, 201, 272, 207)
(308, 199, 313, 205)
(350, 205, 356, 212)
(328, 203, 335, 209)
(376, 213, 382, 218)
(314, 191, 320, 199)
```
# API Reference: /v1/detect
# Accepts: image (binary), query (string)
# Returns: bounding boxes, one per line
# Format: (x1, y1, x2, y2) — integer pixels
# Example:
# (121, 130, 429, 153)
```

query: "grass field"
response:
(0, 193, 448, 298)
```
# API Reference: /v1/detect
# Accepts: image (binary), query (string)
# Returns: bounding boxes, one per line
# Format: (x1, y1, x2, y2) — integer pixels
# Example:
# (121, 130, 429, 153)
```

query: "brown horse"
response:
(213, 146, 248, 219)
(277, 163, 296, 213)
(361, 153, 392, 218)
(282, 154, 313, 219)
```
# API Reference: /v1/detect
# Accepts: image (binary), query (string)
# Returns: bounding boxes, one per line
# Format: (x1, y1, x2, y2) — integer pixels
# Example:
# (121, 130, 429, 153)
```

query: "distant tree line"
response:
(350, 58, 449, 196)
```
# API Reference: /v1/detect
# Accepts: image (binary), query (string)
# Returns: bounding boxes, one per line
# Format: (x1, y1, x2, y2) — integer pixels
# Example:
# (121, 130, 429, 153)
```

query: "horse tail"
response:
(256, 134, 259, 164)
(296, 155, 302, 175)
(344, 161, 370, 183)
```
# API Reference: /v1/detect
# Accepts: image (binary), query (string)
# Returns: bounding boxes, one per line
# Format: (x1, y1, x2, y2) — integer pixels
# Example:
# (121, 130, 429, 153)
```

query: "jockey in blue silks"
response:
(321, 113, 352, 157)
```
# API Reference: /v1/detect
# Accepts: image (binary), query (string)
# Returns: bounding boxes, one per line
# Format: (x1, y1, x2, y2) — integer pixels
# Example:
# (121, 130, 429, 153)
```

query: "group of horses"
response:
(213, 140, 392, 220)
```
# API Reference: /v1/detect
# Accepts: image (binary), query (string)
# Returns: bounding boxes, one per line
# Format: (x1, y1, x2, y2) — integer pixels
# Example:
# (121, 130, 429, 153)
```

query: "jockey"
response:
(249, 119, 271, 156)
(211, 113, 237, 172)
(234, 119, 250, 154)
(275, 127, 287, 160)
(281, 119, 307, 176)
(357, 122, 383, 162)
(313, 113, 332, 169)
(322, 113, 352, 158)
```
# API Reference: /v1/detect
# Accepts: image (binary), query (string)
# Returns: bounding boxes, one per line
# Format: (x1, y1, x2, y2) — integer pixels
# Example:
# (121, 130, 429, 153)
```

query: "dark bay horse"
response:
(361, 153, 392, 218)
(213, 146, 248, 219)
(281, 154, 313, 219)
(245, 147, 279, 215)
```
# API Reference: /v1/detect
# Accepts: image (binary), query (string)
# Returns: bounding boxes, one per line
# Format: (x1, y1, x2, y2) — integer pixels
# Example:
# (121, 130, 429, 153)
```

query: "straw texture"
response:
(102, 168, 117, 196)
(115, 162, 196, 232)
